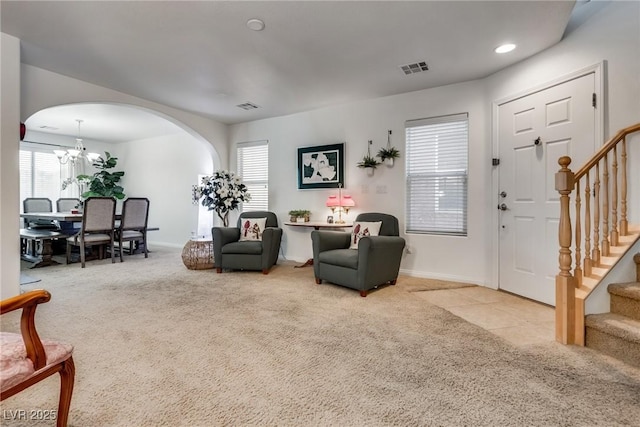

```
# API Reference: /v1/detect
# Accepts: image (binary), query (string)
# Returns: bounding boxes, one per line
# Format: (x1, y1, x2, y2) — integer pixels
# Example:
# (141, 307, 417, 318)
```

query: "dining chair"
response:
(56, 198, 81, 212)
(66, 197, 116, 268)
(23, 197, 58, 229)
(116, 197, 150, 261)
(22, 197, 58, 256)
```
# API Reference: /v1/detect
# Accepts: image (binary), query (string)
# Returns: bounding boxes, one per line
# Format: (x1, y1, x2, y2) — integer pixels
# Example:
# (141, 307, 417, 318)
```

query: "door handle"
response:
(497, 203, 508, 211)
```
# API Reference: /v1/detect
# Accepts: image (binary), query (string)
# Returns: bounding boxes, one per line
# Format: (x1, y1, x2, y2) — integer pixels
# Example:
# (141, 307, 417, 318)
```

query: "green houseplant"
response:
(288, 209, 311, 222)
(377, 130, 400, 167)
(357, 140, 380, 175)
(77, 152, 126, 200)
(357, 155, 381, 169)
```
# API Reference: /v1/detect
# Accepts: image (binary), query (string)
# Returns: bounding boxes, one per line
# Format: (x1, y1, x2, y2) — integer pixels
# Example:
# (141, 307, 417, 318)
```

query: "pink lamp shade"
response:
(340, 195, 355, 208)
(326, 195, 340, 208)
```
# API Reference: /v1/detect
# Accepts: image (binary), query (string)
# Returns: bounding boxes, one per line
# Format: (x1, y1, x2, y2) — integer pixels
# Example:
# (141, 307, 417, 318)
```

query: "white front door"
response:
(498, 73, 596, 305)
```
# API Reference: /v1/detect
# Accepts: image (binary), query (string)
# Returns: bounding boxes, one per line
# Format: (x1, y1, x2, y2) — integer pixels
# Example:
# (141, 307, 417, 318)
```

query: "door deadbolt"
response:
(534, 137, 542, 146)
(500, 191, 507, 198)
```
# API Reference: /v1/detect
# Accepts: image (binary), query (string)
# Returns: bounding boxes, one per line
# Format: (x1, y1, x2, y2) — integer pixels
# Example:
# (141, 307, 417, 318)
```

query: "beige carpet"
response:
(3, 248, 640, 426)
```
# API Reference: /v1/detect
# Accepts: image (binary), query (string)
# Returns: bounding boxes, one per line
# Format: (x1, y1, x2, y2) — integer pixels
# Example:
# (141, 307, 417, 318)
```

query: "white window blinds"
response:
(405, 113, 468, 236)
(237, 140, 268, 212)
(19, 149, 62, 211)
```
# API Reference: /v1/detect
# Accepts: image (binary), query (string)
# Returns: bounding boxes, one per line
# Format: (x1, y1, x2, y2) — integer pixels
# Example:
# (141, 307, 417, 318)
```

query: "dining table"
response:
(20, 211, 121, 222)
(20, 211, 157, 267)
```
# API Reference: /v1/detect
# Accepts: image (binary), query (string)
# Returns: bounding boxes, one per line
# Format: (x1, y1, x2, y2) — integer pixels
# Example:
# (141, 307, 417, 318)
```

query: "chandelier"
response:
(53, 119, 100, 165)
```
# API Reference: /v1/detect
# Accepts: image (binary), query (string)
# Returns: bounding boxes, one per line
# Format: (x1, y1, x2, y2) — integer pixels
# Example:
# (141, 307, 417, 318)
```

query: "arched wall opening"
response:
(23, 102, 222, 247)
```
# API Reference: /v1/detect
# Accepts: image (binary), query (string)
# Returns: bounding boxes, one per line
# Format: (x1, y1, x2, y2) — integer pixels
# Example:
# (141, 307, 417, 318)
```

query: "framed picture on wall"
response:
(297, 143, 344, 189)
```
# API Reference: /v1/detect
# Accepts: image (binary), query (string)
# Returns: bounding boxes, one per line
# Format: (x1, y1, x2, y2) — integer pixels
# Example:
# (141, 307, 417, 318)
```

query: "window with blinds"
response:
(19, 149, 62, 211)
(405, 113, 468, 236)
(237, 140, 268, 212)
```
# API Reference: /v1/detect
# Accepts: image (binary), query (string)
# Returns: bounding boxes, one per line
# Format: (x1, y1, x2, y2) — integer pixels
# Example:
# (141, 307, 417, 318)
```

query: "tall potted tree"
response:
(77, 152, 126, 200)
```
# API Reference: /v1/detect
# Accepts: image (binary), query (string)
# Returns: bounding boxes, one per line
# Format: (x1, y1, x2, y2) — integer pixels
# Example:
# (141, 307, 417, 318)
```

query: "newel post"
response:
(555, 156, 576, 344)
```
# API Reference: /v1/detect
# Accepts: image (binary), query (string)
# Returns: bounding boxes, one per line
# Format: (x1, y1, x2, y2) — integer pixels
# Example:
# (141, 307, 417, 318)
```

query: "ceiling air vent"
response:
(236, 102, 260, 110)
(400, 61, 429, 75)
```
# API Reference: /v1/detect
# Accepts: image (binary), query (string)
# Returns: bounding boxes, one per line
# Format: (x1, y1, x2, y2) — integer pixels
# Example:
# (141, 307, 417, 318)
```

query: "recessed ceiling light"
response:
(247, 18, 265, 31)
(495, 43, 516, 54)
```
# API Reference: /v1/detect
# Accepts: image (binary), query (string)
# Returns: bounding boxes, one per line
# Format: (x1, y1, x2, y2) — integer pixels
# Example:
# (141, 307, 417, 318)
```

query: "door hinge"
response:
(492, 158, 500, 166)
(592, 93, 596, 108)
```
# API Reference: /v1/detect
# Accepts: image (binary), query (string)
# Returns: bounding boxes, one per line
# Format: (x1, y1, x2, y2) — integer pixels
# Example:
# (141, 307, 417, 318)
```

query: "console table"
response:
(284, 221, 352, 267)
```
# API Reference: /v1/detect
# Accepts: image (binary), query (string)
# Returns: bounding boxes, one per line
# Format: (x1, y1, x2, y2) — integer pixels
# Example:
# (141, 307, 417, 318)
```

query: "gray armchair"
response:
(212, 211, 283, 274)
(311, 213, 405, 297)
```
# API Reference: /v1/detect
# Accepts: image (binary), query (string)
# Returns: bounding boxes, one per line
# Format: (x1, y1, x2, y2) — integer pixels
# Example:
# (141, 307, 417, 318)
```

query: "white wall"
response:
(16, 65, 229, 247)
(117, 133, 214, 247)
(230, 1, 640, 287)
(20, 65, 227, 172)
(230, 80, 490, 285)
(485, 0, 640, 286)
(0, 33, 22, 299)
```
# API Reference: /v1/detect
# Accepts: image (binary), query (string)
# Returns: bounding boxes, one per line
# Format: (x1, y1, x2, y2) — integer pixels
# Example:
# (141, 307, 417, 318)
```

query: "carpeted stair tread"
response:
(609, 282, 640, 301)
(585, 313, 640, 344)
(608, 282, 640, 321)
(586, 313, 640, 368)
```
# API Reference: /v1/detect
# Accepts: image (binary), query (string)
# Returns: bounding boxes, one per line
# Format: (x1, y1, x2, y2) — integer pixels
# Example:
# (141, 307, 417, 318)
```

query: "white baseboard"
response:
(147, 241, 184, 250)
(398, 268, 494, 289)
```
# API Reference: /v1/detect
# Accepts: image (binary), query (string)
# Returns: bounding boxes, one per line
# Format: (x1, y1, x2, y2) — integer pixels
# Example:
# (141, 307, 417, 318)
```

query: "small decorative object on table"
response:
(181, 236, 214, 270)
(288, 209, 311, 222)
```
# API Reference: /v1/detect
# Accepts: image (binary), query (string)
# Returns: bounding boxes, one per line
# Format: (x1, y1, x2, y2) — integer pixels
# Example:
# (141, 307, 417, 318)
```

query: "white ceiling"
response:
(2, 0, 591, 142)
(26, 104, 184, 144)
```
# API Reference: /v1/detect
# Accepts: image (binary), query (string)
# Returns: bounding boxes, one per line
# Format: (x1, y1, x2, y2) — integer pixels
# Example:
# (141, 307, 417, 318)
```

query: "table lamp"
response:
(326, 184, 355, 224)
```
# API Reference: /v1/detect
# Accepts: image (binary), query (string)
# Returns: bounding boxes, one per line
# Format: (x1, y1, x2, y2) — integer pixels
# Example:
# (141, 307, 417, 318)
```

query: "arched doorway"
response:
(22, 102, 221, 246)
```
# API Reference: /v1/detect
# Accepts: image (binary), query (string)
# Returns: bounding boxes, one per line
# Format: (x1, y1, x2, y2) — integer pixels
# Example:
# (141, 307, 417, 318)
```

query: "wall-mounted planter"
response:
(377, 130, 400, 168)
(357, 140, 380, 176)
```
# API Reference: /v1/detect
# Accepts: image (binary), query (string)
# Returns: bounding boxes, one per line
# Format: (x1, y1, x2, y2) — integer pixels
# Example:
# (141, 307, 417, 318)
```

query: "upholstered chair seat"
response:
(1, 290, 75, 427)
(0, 334, 73, 392)
(212, 211, 282, 274)
(312, 212, 405, 297)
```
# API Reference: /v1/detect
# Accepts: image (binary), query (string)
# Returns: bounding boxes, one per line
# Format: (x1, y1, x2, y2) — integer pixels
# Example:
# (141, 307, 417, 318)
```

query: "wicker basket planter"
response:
(181, 239, 214, 270)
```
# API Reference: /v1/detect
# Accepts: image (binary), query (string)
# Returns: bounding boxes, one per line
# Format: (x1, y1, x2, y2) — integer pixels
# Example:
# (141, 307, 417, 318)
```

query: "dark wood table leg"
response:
(27, 238, 60, 268)
(294, 258, 314, 268)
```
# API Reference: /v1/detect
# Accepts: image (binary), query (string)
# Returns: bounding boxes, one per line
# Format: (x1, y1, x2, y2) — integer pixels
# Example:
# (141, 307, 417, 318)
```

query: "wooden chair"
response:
(66, 196, 116, 268)
(116, 197, 150, 261)
(0, 290, 75, 427)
